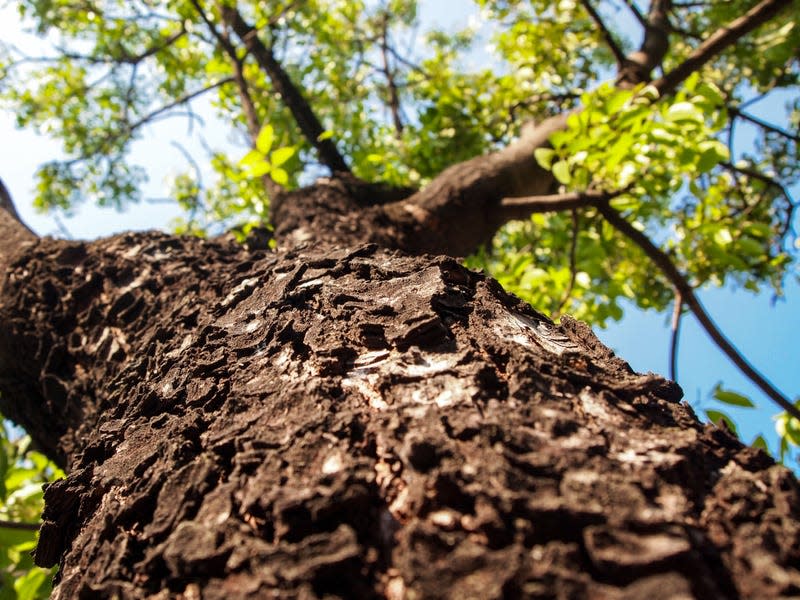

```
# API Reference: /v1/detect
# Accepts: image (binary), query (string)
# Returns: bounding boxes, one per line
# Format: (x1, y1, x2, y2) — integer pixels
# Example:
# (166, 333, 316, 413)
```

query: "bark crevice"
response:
(0, 205, 795, 597)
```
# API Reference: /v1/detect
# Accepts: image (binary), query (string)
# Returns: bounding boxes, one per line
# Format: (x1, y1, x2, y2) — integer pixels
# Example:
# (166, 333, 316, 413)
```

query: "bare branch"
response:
(621, 0, 647, 27)
(128, 78, 234, 133)
(499, 189, 607, 221)
(595, 199, 800, 421)
(189, 0, 283, 197)
(653, 0, 794, 96)
(0, 519, 39, 532)
(721, 161, 796, 240)
(379, 13, 405, 136)
(670, 290, 683, 382)
(729, 106, 800, 143)
(220, 5, 350, 174)
(57, 27, 187, 66)
(554, 209, 580, 318)
(580, 0, 627, 67)
(0, 176, 37, 275)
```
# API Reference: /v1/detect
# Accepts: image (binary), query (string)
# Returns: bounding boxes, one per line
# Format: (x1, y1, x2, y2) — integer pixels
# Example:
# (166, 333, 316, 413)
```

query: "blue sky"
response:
(0, 2, 797, 461)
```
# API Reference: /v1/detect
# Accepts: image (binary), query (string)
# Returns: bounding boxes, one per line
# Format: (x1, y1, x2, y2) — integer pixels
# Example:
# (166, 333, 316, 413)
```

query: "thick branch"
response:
(654, 0, 794, 96)
(220, 5, 350, 174)
(596, 199, 800, 421)
(618, 0, 672, 87)
(0, 177, 37, 274)
(376, 114, 568, 256)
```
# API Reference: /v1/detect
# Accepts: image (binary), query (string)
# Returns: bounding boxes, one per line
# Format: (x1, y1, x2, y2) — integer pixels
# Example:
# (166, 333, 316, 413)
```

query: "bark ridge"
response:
(1, 231, 797, 598)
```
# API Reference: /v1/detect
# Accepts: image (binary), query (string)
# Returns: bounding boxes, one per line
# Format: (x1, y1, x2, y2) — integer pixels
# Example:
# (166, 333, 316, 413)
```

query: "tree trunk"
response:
(0, 181, 798, 599)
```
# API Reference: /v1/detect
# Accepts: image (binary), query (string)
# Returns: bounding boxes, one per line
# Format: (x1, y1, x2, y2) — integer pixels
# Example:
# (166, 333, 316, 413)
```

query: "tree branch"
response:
(580, 0, 627, 67)
(621, 0, 647, 28)
(189, 0, 283, 198)
(729, 106, 800, 143)
(670, 290, 683, 382)
(0, 177, 37, 276)
(595, 199, 800, 421)
(499, 189, 607, 221)
(379, 13, 405, 136)
(721, 161, 796, 240)
(618, 0, 672, 87)
(127, 77, 234, 133)
(554, 209, 580, 318)
(220, 5, 350, 174)
(0, 518, 39, 532)
(653, 0, 794, 96)
(58, 27, 187, 66)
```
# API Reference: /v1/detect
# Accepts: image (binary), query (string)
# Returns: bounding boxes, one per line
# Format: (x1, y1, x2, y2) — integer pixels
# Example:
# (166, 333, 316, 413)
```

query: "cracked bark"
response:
(0, 172, 798, 598)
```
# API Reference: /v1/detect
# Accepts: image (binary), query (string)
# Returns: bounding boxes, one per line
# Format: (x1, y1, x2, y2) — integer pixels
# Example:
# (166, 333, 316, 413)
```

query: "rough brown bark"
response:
(271, 115, 566, 258)
(0, 182, 798, 598)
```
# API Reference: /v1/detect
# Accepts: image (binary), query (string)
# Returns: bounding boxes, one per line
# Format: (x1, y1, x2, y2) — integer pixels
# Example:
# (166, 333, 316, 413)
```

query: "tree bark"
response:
(0, 182, 798, 598)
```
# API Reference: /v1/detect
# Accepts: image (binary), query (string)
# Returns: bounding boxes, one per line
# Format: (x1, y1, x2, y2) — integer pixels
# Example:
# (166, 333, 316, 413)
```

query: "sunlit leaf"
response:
(255, 124, 275, 154)
(713, 386, 755, 408)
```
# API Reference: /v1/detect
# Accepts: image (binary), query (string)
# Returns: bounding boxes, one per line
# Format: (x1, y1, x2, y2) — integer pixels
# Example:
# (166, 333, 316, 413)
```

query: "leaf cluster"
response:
(0, 417, 62, 600)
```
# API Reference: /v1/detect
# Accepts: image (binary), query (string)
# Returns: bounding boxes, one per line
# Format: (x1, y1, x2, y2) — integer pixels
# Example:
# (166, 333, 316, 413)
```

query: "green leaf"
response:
(736, 236, 764, 258)
(255, 124, 275, 154)
(317, 130, 334, 141)
(751, 435, 770, 453)
(239, 150, 265, 169)
(604, 89, 632, 114)
(713, 386, 755, 408)
(696, 140, 729, 173)
(534, 148, 556, 169)
(705, 409, 738, 434)
(775, 410, 800, 446)
(695, 82, 724, 106)
(270, 146, 296, 168)
(552, 160, 571, 185)
(665, 101, 703, 123)
(0, 525, 36, 548)
(270, 168, 289, 186)
(244, 161, 271, 179)
(14, 566, 51, 600)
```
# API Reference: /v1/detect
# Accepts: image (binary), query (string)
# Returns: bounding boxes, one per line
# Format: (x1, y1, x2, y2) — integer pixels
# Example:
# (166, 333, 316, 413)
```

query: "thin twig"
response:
(127, 78, 234, 132)
(669, 289, 683, 382)
(595, 199, 800, 421)
(721, 161, 796, 240)
(581, 0, 627, 66)
(729, 106, 800, 143)
(621, 0, 647, 27)
(554, 209, 580, 317)
(379, 13, 405, 136)
(189, 0, 283, 197)
(57, 27, 186, 66)
(0, 519, 39, 532)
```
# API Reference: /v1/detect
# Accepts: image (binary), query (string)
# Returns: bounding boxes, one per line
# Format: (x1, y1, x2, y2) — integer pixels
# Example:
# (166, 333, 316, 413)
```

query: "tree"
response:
(0, 0, 798, 597)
